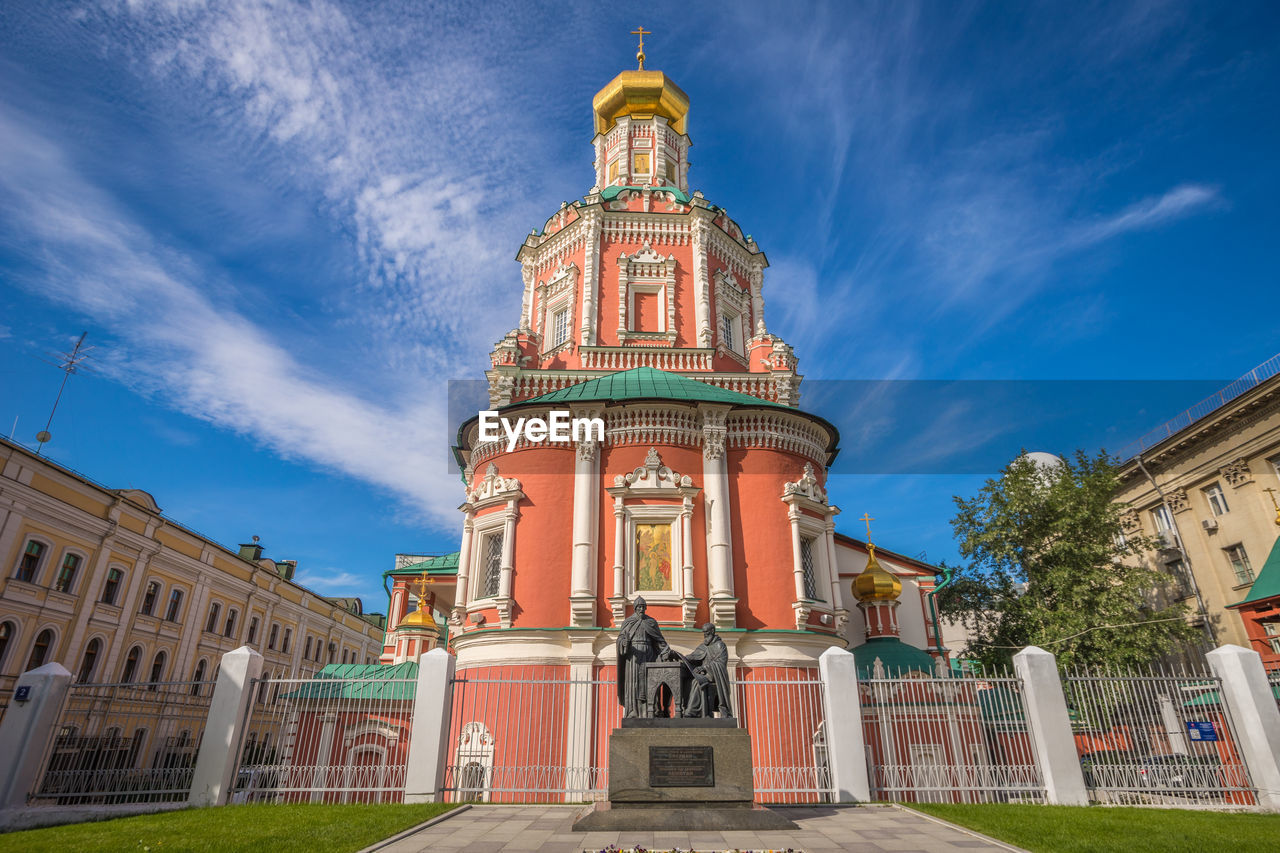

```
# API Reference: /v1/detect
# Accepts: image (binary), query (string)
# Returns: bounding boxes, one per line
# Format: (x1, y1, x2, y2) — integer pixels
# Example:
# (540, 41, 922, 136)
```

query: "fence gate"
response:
(860, 666, 1045, 804)
(1063, 667, 1255, 806)
(230, 673, 418, 804)
(29, 680, 215, 805)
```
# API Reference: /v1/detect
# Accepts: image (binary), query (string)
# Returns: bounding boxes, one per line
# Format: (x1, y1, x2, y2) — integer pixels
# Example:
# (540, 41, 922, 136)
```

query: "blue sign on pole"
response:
(1186, 720, 1218, 741)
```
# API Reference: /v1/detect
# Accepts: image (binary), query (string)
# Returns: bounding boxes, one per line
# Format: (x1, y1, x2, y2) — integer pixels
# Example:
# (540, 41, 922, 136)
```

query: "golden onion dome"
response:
(397, 605, 439, 636)
(852, 544, 902, 603)
(592, 69, 689, 136)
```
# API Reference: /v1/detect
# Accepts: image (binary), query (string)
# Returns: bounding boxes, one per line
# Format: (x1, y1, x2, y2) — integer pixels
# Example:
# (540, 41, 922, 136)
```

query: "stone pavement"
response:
(371, 804, 1026, 853)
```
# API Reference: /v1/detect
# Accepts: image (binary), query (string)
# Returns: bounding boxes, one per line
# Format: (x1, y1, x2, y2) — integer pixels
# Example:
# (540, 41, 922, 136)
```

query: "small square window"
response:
(800, 537, 821, 601)
(633, 152, 650, 175)
(481, 532, 504, 599)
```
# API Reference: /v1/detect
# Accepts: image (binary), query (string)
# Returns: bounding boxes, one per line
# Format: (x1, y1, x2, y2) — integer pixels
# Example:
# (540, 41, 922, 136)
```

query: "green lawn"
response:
(908, 803, 1280, 853)
(0, 802, 457, 853)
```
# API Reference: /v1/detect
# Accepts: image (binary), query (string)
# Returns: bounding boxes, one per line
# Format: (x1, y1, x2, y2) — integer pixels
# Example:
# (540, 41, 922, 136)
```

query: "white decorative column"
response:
(701, 405, 737, 628)
(0, 662, 73, 808)
(681, 495, 697, 627)
(189, 646, 264, 807)
(825, 515, 848, 630)
(451, 513, 475, 627)
(609, 495, 627, 624)
(519, 262, 534, 331)
(1207, 644, 1280, 811)
(749, 261, 766, 334)
(692, 216, 712, 347)
(1013, 646, 1088, 805)
(498, 498, 518, 628)
(569, 413, 601, 627)
(818, 647, 870, 803)
(581, 210, 602, 346)
(787, 504, 807, 603)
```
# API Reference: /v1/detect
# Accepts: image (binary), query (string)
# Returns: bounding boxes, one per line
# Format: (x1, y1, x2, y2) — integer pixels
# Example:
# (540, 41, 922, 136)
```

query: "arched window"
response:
(54, 552, 82, 593)
(454, 722, 495, 802)
(26, 628, 54, 671)
(247, 616, 260, 645)
(121, 645, 142, 682)
(165, 588, 184, 622)
(0, 621, 14, 668)
(140, 581, 160, 616)
(101, 567, 125, 605)
(77, 638, 102, 683)
(15, 539, 47, 583)
(204, 602, 221, 634)
(327, 642, 336, 664)
(191, 658, 207, 695)
(148, 650, 167, 687)
(304, 636, 313, 660)
(223, 608, 238, 638)
(282, 628, 292, 654)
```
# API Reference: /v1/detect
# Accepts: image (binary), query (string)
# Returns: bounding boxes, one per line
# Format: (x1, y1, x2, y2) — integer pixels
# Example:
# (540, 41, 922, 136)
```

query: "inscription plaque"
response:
(648, 745, 714, 787)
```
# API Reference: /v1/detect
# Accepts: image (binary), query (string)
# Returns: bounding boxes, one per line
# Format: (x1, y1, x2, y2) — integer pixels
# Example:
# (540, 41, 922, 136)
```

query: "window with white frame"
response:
(1151, 504, 1174, 533)
(720, 312, 738, 353)
(15, 539, 47, 583)
(101, 567, 125, 605)
(164, 588, 184, 622)
(800, 536, 821, 601)
(1224, 544, 1254, 585)
(552, 307, 570, 347)
(53, 552, 81, 593)
(1264, 622, 1280, 655)
(624, 506, 684, 602)
(480, 530, 503, 599)
(1203, 483, 1229, 516)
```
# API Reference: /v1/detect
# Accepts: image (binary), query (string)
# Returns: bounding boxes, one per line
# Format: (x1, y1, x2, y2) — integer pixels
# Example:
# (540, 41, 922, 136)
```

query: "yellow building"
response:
(0, 436, 386, 720)
(1114, 354, 1280, 649)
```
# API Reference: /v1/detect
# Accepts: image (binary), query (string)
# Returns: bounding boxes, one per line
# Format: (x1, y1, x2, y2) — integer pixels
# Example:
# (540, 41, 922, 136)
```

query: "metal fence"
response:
(231, 673, 417, 804)
(1062, 666, 1255, 806)
(29, 680, 216, 805)
(736, 666, 831, 803)
(860, 666, 1045, 804)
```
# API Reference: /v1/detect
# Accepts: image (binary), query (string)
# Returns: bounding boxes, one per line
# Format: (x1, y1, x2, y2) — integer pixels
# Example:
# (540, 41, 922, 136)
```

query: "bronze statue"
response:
(616, 597, 671, 718)
(677, 623, 734, 718)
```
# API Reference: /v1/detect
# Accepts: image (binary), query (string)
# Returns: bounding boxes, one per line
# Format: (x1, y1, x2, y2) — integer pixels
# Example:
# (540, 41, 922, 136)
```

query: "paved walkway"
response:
(373, 804, 1024, 853)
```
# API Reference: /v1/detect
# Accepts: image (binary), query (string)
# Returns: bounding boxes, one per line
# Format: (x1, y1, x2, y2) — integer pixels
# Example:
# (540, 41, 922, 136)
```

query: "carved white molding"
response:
(468, 463, 522, 504)
(613, 447, 694, 490)
(1220, 458, 1253, 487)
(783, 463, 827, 504)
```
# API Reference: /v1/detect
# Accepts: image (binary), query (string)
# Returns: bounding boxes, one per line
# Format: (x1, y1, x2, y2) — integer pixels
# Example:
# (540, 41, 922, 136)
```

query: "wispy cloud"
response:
(293, 568, 367, 593)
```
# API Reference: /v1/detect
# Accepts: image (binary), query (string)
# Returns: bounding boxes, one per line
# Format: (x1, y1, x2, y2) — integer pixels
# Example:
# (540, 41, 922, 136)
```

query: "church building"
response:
(380, 53, 943, 688)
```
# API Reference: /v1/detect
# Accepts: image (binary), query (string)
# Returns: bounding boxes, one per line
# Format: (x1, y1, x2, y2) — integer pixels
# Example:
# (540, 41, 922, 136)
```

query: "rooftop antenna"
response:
(36, 331, 92, 455)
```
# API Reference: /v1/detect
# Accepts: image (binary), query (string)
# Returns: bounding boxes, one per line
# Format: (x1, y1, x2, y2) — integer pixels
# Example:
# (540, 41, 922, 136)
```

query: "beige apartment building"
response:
(1114, 355, 1280, 650)
(0, 436, 386, 719)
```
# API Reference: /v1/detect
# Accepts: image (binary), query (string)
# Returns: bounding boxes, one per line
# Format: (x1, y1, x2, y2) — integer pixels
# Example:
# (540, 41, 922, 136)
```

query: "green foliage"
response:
(908, 804, 1280, 853)
(938, 450, 1198, 669)
(0, 802, 456, 853)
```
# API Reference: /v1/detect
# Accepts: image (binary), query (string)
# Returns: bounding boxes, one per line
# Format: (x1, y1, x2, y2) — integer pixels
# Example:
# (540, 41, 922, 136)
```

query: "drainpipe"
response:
(924, 563, 955, 663)
(1134, 454, 1216, 647)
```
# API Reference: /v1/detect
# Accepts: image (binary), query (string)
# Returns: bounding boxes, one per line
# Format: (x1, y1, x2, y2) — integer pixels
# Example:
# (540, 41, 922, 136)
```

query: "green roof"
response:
(282, 662, 419, 701)
(386, 552, 460, 578)
(518, 366, 788, 409)
(1230, 534, 1280, 607)
(850, 636, 938, 679)
(599, 185, 691, 205)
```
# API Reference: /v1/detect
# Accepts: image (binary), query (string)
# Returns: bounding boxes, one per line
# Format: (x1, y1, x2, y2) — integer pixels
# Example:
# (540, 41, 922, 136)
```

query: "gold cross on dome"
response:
(632, 26, 651, 69)
(415, 570, 433, 608)
(1265, 488, 1280, 525)
(860, 513, 875, 542)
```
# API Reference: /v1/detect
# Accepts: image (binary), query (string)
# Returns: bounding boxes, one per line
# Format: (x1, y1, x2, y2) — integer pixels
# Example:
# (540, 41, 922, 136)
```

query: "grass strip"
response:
(0, 802, 457, 853)
(907, 803, 1280, 853)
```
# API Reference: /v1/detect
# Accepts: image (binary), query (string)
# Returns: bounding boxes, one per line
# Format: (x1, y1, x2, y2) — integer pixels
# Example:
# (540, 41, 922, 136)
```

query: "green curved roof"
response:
(851, 637, 938, 679)
(516, 366, 787, 409)
(385, 552, 459, 578)
(599, 185, 691, 205)
(1230, 534, 1280, 607)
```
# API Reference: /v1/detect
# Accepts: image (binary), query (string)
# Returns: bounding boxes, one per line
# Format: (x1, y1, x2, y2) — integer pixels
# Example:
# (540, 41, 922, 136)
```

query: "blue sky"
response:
(2, 1, 1278, 610)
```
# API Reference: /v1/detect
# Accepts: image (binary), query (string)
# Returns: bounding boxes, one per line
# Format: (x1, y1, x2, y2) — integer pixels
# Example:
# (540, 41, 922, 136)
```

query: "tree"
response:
(938, 450, 1198, 669)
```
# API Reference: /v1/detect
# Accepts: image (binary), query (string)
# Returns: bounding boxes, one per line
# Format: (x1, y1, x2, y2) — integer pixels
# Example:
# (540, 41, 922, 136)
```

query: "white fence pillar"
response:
(403, 648, 456, 803)
(1206, 644, 1280, 811)
(818, 647, 870, 802)
(0, 662, 72, 808)
(1013, 646, 1087, 805)
(188, 645, 263, 807)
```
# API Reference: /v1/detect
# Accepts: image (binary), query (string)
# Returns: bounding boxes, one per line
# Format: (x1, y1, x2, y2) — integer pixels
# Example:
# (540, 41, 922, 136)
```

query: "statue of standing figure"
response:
(616, 597, 671, 718)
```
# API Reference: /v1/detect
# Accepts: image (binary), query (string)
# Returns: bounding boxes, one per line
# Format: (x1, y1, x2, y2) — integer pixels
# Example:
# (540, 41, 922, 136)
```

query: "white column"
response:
(452, 513, 475, 624)
(749, 262, 765, 334)
(498, 501, 518, 628)
(0, 662, 73, 808)
(564, 654, 595, 801)
(681, 497, 695, 600)
(309, 713, 338, 802)
(569, 430, 599, 627)
(787, 504, 806, 601)
(189, 645, 264, 807)
(519, 262, 534, 331)
(701, 406, 736, 628)
(824, 516, 846, 613)
(403, 648, 457, 803)
(692, 218, 712, 347)
(818, 648, 870, 803)
(581, 211, 601, 346)
(1207, 644, 1280, 811)
(1013, 646, 1088, 805)
(612, 497, 626, 596)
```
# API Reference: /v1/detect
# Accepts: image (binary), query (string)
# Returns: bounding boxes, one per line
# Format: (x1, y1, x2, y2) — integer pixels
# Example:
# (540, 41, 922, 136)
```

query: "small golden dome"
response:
(397, 606, 439, 635)
(853, 544, 902, 603)
(592, 70, 689, 136)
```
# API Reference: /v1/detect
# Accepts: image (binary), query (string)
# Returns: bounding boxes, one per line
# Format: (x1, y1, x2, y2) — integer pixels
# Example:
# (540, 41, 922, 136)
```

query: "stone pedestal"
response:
(572, 720, 797, 831)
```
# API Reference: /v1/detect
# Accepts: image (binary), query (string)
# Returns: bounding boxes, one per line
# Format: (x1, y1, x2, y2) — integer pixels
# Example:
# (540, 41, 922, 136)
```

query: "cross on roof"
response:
(632, 26, 651, 69)
(860, 512, 875, 542)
